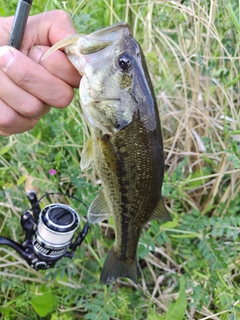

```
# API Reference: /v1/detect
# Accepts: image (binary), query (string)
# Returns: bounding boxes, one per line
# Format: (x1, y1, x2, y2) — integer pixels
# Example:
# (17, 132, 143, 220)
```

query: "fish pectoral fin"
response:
(150, 197, 172, 221)
(80, 137, 93, 170)
(87, 190, 111, 223)
(100, 247, 138, 285)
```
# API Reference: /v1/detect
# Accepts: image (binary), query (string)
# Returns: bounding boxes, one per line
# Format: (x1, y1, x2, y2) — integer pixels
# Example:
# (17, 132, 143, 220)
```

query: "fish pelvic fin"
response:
(80, 136, 93, 170)
(100, 247, 138, 285)
(88, 190, 111, 223)
(150, 196, 172, 221)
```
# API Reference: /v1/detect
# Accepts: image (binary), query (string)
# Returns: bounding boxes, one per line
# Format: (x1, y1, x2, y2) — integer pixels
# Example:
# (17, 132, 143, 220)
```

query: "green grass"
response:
(0, 0, 239, 319)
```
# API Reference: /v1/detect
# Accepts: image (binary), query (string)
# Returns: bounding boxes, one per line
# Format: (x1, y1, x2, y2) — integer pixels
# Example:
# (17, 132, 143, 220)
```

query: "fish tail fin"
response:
(100, 247, 138, 285)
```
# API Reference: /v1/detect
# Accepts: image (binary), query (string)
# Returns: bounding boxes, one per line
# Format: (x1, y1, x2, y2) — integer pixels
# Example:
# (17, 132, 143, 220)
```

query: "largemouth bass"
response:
(43, 22, 171, 284)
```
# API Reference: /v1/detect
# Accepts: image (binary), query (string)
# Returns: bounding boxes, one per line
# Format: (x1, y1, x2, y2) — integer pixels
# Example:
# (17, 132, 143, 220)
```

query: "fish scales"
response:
(43, 22, 171, 284)
(93, 115, 162, 259)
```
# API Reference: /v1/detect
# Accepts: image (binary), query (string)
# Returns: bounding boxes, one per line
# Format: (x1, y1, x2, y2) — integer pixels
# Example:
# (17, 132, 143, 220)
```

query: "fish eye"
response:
(117, 53, 134, 71)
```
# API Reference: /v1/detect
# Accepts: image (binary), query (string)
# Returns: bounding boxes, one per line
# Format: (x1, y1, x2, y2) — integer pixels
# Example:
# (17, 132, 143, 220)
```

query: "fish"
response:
(43, 22, 171, 285)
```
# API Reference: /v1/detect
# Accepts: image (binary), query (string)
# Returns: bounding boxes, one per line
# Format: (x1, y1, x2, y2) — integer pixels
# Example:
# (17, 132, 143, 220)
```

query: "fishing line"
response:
(28, 0, 51, 56)
(2, 1, 91, 272)
(0, 190, 89, 270)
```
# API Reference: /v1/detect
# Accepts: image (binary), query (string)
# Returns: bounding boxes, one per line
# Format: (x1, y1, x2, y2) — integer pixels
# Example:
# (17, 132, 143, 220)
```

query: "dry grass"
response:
(0, 0, 239, 319)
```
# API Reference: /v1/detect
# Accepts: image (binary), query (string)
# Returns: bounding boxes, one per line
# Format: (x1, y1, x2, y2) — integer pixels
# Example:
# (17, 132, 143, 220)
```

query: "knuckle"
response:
(0, 111, 15, 130)
(0, 116, 37, 135)
(22, 106, 38, 118)
(25, 120, 38, 131)
(52, 86, 74, 108)
(0, 100, 39, 135)
(53, 10, 72, 24)
(0, 131, 11, 136)
(22, 100, 49, 119)
(0, 116, 18, 136)
(22, 102, 40, 118)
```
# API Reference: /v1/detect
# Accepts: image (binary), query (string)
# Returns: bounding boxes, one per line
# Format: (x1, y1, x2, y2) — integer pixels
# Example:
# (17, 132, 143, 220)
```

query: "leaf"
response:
(88, 304, 102, 312)
(233, 228, 239, 241)
(161, 217, 178, 229)
(17, 175, 26, 186)
(0, 145, 11, 156)
(0, 8, 6, 15)
(145, 51, 159, 64)
(188, 166, 212, 188)
(85, 313, 98, 320)
(147, 308, 161, 320)
(77, 297, 84, 308)
(164, 277, 187, 320)
(31, 292, 57, 317)
(229, 313, 236, 320)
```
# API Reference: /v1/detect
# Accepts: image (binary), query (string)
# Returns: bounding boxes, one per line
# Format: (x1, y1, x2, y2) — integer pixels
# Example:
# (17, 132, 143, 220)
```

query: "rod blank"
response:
(9, 0, 33, 49)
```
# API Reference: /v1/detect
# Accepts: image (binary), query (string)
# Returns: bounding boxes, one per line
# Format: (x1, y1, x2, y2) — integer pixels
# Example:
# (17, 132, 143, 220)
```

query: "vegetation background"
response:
(0, 0, 239, 319)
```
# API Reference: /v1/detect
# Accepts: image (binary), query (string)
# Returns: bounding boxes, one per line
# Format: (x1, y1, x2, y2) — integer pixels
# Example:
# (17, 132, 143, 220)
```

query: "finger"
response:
(0, 99, 39, 136)
(28, 46, 81, 88)
(0, 16, 14, 47)
(0, 46, 74, 108)
(0, 68, 50, 119)
(23, 10, 77, 53)
(0, 10, 76, 53)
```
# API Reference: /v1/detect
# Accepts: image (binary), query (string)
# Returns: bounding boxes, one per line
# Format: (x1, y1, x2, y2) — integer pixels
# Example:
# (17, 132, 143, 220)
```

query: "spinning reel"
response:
(0, 191, 89, 270)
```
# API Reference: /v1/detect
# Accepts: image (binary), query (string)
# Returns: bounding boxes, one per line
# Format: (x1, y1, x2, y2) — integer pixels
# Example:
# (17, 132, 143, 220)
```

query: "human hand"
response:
(0, 10, 81, 136)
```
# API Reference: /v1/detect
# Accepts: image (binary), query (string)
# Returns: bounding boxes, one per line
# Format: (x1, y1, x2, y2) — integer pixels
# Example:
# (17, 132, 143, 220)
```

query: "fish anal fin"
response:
(80, 137, 93, 170)
(88, 190, 110, 223)
(150, 197, 172, 221)
(100, 247, 138, 285)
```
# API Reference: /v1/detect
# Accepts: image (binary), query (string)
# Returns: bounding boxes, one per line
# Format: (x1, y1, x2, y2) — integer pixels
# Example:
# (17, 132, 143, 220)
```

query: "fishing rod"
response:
(0, 191, 89, 270)
(9, 0, 33, 49)
(6, 2, 90, 270)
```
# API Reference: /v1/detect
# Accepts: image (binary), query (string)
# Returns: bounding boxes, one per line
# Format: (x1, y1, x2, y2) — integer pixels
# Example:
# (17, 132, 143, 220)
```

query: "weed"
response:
(0, 0, 239, 319)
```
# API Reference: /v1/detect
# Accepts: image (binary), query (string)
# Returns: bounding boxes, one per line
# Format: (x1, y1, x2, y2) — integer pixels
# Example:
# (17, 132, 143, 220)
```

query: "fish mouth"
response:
(86, 22, 132, 40)
(42, 22, 133, 60)
(70, 22, 133, 55)
(93, 99, 121, 103)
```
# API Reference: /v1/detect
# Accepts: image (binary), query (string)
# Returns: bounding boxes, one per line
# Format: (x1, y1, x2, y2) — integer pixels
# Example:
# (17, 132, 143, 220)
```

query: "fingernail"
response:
(0, 47, 15, 70)
(28, 46, 43, 63)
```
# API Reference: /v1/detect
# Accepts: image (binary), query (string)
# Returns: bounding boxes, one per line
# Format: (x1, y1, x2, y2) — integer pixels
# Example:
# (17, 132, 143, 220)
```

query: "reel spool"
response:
(0, 191, 89, 270)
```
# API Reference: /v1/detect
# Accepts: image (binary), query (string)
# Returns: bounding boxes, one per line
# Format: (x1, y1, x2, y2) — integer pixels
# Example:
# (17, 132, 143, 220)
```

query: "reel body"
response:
(0, 191, 89, 270)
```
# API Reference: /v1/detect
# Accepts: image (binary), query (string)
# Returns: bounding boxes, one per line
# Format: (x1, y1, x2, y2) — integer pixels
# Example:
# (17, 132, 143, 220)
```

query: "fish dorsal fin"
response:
(149, 197, 172, 221)
(80, 137, 93, 170)
(88, 190, 111, 223)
